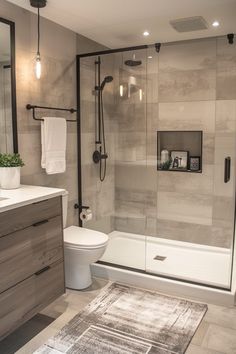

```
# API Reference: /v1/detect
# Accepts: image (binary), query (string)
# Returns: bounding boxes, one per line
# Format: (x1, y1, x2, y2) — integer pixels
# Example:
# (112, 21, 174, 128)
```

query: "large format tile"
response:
(201, 324, 236, 353)
(216, 37, 236, 100)
(157, 191, 213, 226)
(205, 304, 236, 331)
(186, 344, 224, 354)
(215, 100, 236, 133)
(158, 101, 215, 133)
(159, 39, 216, 72)
(157, 166, 213, 195)
(159, 69, 216, 102)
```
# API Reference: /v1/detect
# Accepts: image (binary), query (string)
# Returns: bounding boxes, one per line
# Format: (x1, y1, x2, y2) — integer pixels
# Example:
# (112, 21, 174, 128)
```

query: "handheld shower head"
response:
(100, 76, 113, 90)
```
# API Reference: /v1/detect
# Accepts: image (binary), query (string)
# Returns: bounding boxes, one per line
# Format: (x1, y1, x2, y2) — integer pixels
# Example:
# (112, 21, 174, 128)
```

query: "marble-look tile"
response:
(157, 191, 213, 226)
(212, 196, 235, 229)
(205, 304, 236, 331)
(216, 37, 236, 100)
(186, 344, 224, 354)
(153, 219, 214, 246)
(201, 324, 236, 353)
(85, 215, 114, 234)
(146, 217, 157, 236)
(117, 102, 146, 132)
(146, 131, 157, 162)
(115, 132, 146, 162)
(159, 69, 216, 102)
(215, 100, 236, 133)
(115, 164, 157, 192)
(29, 15, 77, 61)
(202, 133, 215, 165)
(147, 73, 158, 103)
(114, 215, 146, 235)
(147, 103, 159, 131)
(216, 67, 236, 100)
(147, 48, 159, 75)
(159, 39, 216, 72)
(158, 101, 215, 133)
(157, 165, 213, 195)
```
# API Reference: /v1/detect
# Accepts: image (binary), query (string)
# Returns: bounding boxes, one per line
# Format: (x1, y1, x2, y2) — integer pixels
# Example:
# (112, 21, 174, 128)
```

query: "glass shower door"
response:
(145, 38, 236, 289)
(101, 49, 148, 270)
(80, 49, 148, 271)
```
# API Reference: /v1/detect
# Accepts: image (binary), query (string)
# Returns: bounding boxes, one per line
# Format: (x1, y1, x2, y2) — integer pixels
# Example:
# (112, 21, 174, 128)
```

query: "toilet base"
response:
(65, 264, 92, 290)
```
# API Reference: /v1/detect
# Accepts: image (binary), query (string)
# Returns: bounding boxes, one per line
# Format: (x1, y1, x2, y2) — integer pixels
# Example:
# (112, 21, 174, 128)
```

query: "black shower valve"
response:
(93, 150, 108, 164)
(227, 33, 234, 45)
(155, 43, 161, 53)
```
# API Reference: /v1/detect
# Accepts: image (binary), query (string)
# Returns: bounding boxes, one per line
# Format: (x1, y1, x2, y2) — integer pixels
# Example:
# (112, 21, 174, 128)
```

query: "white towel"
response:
(41, 117, 67, 174)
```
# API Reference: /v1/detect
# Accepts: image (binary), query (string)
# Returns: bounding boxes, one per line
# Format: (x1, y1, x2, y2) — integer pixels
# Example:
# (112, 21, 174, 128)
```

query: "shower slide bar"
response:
(26, 104, 77, 122)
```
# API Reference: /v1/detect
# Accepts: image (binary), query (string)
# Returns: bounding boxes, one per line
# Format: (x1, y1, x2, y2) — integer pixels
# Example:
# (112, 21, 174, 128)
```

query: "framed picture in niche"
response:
(170, 150, 189, 170)
(190, 156, 201, 171)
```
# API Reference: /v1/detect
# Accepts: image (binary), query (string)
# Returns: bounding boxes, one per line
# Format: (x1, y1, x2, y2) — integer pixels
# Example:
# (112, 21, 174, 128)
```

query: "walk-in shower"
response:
(77, 36, 236, 296)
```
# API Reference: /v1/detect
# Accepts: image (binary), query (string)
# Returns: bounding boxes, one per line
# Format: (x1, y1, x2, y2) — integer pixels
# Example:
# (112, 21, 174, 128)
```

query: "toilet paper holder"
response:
(74, 204, 90, 210)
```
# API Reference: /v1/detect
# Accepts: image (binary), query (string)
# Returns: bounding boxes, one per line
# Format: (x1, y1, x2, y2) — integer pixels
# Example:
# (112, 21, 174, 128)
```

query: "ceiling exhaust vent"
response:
(170, 16, 208, 32)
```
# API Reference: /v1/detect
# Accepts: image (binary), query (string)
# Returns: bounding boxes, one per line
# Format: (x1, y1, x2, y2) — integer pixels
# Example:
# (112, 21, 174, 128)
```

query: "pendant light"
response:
(30, 0, 47, 79)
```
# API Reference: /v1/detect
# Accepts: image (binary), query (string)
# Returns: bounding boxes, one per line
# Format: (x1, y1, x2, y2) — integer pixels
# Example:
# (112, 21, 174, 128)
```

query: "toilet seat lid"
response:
(64, 226, 108, 248)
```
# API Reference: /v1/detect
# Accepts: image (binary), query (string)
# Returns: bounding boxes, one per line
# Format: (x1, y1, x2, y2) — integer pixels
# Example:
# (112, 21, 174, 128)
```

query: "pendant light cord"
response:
(37, 7, 40, 56)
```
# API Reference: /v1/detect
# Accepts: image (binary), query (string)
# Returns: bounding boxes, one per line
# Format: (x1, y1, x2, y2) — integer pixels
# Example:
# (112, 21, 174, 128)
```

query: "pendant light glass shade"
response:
(35, 53, 41, 79)
(35, 6, 42, 79)
(30, 0, 46, 79)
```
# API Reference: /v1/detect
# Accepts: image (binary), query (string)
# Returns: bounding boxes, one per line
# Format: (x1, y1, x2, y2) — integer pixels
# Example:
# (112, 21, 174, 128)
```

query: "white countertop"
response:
(0, 185, 66, 213)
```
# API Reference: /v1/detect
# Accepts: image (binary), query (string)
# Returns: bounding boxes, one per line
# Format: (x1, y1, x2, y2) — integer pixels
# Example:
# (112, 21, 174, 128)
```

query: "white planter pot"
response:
(0, 167, 21, 189)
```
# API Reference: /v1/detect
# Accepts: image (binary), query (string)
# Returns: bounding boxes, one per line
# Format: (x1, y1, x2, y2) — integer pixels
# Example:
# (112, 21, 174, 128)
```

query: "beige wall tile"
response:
(158, 101, 215, 133)
(160, 39, 216, 72)
(159, 69, 216, 102)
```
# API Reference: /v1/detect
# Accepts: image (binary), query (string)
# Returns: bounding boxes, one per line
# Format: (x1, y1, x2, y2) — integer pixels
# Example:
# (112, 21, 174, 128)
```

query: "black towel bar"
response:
(26, 104, 77, 122)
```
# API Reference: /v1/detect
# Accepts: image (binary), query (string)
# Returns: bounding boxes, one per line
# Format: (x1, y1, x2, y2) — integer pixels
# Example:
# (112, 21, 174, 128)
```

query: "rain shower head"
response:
(100, 76, 113, 90)
(124, 59, 142, 66)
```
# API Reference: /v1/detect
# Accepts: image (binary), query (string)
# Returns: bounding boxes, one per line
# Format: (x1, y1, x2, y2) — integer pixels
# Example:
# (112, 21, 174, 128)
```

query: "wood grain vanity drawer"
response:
(0, 215, 63, 293)
(0, 261, 64, 340)
(0, 196, 62, 238)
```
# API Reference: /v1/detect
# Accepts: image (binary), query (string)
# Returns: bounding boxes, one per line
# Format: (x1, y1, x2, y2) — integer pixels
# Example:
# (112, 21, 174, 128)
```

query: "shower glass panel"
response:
(80, 49, 147, 270)
(79, 37, 236, 289)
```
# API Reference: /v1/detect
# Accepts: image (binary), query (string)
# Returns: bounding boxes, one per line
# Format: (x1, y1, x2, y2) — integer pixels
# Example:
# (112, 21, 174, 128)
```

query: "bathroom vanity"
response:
(0, 185, 65, 340)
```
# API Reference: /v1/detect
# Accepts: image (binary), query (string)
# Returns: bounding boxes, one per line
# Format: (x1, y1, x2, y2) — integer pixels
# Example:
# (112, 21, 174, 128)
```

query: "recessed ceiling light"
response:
(148, 56, 152, 59)
(212, 20, 220, 27)
(143, 31, 150, 36)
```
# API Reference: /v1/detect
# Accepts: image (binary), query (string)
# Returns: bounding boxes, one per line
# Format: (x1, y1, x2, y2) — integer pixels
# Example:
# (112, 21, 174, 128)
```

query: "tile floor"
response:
(2, 277, 236, 354)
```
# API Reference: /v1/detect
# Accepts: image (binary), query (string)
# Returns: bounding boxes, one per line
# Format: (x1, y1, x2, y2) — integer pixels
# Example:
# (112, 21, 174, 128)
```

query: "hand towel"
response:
(41, 117, 67, 174)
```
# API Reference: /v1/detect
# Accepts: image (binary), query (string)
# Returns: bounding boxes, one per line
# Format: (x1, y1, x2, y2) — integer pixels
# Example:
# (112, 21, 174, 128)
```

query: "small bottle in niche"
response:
(161, 149, 169, 164)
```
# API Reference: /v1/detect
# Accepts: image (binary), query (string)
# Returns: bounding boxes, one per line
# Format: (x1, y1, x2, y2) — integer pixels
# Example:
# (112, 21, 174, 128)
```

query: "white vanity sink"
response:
(0, 185, 65, 212)
(0, 197, 8, 201)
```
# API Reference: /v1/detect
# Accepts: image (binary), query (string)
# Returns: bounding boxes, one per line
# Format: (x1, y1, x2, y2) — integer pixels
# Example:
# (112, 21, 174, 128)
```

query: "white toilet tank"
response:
(62, 190, 69, 229)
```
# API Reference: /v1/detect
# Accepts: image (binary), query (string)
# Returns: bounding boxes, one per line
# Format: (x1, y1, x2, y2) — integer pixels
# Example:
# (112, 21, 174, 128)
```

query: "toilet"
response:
(62, 191, 109, 290)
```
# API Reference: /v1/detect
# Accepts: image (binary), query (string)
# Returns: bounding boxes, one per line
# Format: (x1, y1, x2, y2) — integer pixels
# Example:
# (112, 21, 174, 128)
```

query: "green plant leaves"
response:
(0, 153, 25, 167)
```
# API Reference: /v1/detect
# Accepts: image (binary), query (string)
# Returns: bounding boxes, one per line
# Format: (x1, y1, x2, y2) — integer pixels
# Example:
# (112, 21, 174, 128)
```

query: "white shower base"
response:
(100, 230, 232, 289)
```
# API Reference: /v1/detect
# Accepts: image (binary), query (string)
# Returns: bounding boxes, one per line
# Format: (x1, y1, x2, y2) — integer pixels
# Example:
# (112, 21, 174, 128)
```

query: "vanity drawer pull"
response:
(35, 266, 50, 276)
(153, 255, 167, 261)
(32, 219, 49, 227)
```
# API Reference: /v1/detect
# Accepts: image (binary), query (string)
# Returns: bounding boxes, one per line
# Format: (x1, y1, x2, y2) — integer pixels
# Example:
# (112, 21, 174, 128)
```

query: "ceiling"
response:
(7, 0, 236, 48)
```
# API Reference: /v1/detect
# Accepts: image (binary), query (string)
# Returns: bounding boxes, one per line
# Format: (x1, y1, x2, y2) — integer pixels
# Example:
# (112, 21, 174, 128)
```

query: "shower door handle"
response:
(224, 157, 231, 183)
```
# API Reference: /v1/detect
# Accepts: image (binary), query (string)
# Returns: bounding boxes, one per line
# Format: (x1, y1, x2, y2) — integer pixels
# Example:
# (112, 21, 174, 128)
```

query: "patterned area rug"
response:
(35, 283, 207, 354)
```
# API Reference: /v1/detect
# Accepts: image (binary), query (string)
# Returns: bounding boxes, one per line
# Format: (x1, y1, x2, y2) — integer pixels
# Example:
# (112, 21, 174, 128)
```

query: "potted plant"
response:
(0, 153, 24, 189)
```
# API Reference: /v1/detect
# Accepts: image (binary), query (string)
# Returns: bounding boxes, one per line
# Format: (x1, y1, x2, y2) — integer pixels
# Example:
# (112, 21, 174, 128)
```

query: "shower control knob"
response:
(93, 150, 108, 163)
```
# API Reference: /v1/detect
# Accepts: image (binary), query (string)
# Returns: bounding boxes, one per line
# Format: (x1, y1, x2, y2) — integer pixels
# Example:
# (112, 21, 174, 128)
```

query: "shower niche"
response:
(157, 131, 203, 173)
